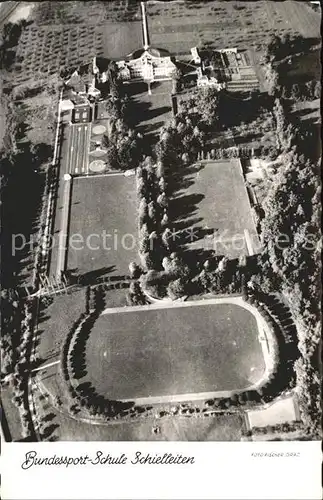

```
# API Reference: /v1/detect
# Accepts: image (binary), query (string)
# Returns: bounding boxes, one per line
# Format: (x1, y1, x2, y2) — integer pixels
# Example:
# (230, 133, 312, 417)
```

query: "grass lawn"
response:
(36, 289, 86, 363)
(1, 387, 23, 441)
(41, 409, 246, 441)
(67, 174, 138, 277)
(171, 160, 260, 258)
(128, 80, 173, 140)
(147, 0, 320, 56)
(83, 302, 265, 401)
(101, 21, 142, 58)
(34, 289, 87, 405)
(292, 99, 321, 126)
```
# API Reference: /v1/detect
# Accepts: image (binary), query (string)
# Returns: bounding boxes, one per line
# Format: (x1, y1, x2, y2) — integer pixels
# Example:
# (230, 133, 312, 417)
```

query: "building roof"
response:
(71, 93, 89, 106)
(126, 46, 171, 61)
(65, 73, 87, 93)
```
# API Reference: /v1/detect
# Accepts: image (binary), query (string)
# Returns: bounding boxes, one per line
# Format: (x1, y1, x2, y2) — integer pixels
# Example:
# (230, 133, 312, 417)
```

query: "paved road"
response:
(31, 360, 60, 373)
(66, 123, 91, 176)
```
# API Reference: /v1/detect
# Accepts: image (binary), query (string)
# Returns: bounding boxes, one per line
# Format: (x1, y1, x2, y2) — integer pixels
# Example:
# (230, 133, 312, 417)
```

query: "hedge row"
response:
(9, 300, 37, 439)
(244, 421, 303, 436)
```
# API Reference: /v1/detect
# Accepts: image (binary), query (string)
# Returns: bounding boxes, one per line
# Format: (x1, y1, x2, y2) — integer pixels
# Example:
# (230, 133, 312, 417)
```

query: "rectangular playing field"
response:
(172, 160, 261, 258)
(84, 301, 265, 401)
(67, 174, 138, 277)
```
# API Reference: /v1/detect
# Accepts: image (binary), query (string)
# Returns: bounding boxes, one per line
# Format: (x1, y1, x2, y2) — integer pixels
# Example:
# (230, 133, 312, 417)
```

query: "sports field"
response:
(84, 301, 265, 401)
(67, 174, 138, 277)
(67, 123, 91, 176)
(172, 160, 261, 258)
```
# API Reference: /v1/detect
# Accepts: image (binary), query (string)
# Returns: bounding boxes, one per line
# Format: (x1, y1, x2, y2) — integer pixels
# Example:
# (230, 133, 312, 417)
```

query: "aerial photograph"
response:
(0, 0, 321, 442)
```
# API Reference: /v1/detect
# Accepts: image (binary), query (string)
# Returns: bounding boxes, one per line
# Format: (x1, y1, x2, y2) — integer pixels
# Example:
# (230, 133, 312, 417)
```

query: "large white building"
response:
(117, 47, 177, 83)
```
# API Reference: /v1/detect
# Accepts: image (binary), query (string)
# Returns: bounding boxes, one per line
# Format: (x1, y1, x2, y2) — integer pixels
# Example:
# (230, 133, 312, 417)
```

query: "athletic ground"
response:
(84, 300, 265, 401)
(67, 173, 138, 277)
(67, 123, 91, 176)
(172, 160, 261, 258)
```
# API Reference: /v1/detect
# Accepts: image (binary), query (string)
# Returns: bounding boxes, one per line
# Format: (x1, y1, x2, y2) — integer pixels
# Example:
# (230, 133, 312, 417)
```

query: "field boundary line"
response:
(75, 172, 126, 180)
(120, 390, 239, 406)
(101, 295, 250, 314)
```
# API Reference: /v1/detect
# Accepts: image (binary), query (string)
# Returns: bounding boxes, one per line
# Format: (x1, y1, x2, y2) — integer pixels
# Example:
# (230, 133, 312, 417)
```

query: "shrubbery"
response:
(103, 120, 143, 171)
(3, 299, 38, 439)
(247, 421, 303, 436)
(136, 159, 173, 276)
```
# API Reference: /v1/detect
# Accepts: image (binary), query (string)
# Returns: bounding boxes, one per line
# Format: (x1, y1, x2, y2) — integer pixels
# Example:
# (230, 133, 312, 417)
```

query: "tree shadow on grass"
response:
(172, 217, 204, 233)
(170, 193, 205, 221)
(174, 225, 216, 253)
(126, 81, 148, 97)
(143, 120, 164, 136)
(67, 266, 116, 285)
(126, 98, 151, 128)
(167, 163, 205, 198)
(42, 423, 59, 440)
(144, 105, 171, 122)
(42, 412, 56, 423)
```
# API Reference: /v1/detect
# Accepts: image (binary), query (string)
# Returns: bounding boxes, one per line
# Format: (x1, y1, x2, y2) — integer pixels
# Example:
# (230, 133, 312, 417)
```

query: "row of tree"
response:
(103, 120, 144, 171)
(258, 97, 321, 436)
(0, 20, 27, 70)
(2, 300, 36, 438)
(280, 80, 320, 102)
(61, 287, 153, 420)
(137, 159, 170, 273)
(262, 34, 320, 103)
(243, 420, 303, 438)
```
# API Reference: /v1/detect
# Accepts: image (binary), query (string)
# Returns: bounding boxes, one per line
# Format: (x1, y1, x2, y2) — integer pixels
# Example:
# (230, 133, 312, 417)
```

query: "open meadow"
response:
(147, 0, 320, 55)
(30, 390, 247, 441)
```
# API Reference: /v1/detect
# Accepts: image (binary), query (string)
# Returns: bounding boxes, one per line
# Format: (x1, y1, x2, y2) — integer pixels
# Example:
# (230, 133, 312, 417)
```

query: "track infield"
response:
(66, 174, 138, 277)
(84, 300, 266, 401)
